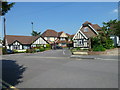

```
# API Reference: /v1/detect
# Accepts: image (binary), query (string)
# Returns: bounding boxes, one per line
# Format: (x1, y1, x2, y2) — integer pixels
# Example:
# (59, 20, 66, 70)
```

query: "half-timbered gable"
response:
(73, 21, 101, 48)
(73, 27, 88, 48)
(31, 36, 48, 47)
(5, 35, 48, 50)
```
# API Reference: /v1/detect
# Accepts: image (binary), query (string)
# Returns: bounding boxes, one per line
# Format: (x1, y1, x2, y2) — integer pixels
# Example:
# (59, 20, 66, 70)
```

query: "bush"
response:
(45, 48, 51, 50)
(39, 48, 45, 52)
(13, 49, 18, 53)
(76, 47, 81, 50)
(46, 44, 51, 48)
(105, 39, 114, 49)
(26, 48, 36, 53)
(93, 45, 106, 51)
(2, 47, 7, 54)
(91, 35, 114, 51)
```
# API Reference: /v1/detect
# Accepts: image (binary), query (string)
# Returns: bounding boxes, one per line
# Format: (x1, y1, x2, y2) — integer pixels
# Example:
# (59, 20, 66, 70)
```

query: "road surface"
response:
(2, 49, 118, 88)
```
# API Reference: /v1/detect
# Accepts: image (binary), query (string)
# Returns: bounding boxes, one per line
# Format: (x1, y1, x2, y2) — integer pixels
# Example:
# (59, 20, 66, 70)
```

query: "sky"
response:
(2, 2, 118, 36)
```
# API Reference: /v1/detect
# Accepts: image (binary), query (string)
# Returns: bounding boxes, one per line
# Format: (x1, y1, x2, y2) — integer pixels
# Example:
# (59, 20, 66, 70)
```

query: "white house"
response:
(4, 35, 48, 50)
(41, 29, 72, 47)
(72, 21, 102, 48)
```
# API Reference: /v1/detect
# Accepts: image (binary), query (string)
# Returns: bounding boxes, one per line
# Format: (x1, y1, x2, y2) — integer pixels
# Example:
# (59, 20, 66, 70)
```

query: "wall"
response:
(44, 37, 57, 42)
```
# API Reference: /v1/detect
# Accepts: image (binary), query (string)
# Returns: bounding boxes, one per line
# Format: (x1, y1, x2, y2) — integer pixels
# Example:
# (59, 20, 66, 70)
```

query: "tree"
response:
(2, 1, 15, 16)
(1, 1, 15, 52)
(102, 19, 117, 37)
(31, 30, 41, 36)
(112, 20, 120, 37)
(102, 19, 120, 37)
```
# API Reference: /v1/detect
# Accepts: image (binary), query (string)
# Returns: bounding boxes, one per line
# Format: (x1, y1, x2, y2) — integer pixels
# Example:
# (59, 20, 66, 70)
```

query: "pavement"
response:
(71, 48, 119, 60)
(71, 55, 118, 60)
(1, 48, 118, 88)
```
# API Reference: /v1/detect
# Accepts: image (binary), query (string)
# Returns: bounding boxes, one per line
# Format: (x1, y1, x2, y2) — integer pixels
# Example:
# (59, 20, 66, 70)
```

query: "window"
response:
(62, 43, 66, 45)
(78, 40, 84, 46)
(47, 37, 50, 41)
(60, 37, 65, 40)
(84, 27, 88, 32)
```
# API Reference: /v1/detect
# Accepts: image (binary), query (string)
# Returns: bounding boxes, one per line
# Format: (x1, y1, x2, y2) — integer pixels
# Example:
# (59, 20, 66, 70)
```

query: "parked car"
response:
(56, 46, 63, 49)
(7, 49, 14, 54)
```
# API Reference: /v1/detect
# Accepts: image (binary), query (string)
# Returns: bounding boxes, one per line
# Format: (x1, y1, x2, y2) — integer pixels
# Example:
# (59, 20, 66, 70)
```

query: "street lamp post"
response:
(4, 17, 7, 52)
(31, 22, 33, 32)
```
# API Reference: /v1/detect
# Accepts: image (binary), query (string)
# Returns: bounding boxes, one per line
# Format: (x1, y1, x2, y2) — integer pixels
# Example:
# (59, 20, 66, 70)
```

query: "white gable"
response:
(32, 37, 48, 45)
(12, 41, 21, 45)
(73, 26, 88, 40)
(60, 32, 68, 37)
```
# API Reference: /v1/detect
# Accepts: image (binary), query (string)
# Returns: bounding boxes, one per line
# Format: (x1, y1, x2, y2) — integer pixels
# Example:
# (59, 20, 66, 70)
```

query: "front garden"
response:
(2, 44, 51, 54)
(71, 19, 120, 55)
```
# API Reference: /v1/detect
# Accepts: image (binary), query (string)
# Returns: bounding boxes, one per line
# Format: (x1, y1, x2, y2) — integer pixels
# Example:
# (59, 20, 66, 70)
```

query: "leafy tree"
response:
(102, 19, 117, 37)
(1, 1, 15, 53)
(31, 30, 41, 36)
(113, 20, 120, 37)
(102, 19, 120, 37)
(2, 1, 15, 16)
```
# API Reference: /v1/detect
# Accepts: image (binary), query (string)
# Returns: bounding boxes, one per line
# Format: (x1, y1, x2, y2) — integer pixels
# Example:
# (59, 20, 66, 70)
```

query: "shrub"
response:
(13, 49, 18, 53)
(46, 44, 51, 48)
(2, 47, 7, 54)
(45, 48, 51, 50)
(93, 45, 106, 51)
(91, 35, 114, 51)
(26, 48, 36, 53)
(39, 48, 45, 52)
(76, 47, 81, 50)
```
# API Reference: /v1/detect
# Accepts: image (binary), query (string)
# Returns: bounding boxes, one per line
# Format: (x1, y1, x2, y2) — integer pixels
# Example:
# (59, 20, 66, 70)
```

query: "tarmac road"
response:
(2, 49, 118, 88)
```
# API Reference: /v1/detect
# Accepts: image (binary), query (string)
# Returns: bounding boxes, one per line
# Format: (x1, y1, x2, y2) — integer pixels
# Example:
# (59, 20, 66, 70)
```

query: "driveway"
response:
(2, 49, 118, 88)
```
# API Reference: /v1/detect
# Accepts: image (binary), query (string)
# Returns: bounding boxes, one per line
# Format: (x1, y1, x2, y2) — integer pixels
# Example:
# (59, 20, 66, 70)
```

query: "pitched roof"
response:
(66, 33, 71, 37)
(41, 29, 58, 37)
(73, 21, 101, 39)
(5, 35, 42, 45)
(58, 31, 64, 37)
(70, 34, 75, 38)
(83, 21, 92, 25)
(92, 24, 102, 31)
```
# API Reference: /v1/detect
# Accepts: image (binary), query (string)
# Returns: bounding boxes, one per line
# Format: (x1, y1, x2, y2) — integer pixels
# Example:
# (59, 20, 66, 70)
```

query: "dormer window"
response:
(84, 27, 88, 32)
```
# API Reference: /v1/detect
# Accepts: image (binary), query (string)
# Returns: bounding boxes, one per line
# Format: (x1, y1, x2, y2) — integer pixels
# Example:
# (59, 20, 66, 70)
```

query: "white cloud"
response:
(113, 9, 118, 13)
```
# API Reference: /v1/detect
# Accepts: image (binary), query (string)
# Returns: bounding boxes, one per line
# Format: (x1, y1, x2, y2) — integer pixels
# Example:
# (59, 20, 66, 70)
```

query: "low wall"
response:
(72, 51, 107, 55)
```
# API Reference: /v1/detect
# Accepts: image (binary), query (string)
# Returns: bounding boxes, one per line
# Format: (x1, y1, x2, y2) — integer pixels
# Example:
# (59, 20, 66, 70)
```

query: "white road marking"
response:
(63, 50, 65, 55)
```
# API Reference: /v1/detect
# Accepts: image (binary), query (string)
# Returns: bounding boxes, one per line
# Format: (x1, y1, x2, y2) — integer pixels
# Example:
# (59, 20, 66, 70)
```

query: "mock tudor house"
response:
(41, 29, 72, 47)
(4, 35, 48, 50)
(73, 21, 102, 48)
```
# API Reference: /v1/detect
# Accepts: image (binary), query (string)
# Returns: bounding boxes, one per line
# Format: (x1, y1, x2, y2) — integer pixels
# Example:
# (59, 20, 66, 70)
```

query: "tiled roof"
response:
(80, 21, 101, 38)
(92, 24, 102, 31)
(70, 34, 75, 38)
(58, 31, 64, 37)
(66, 33, 71, 37)
(5, 35, 42, 45)
(41, 29, 58, 37)
(83, 21, 92, 25)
